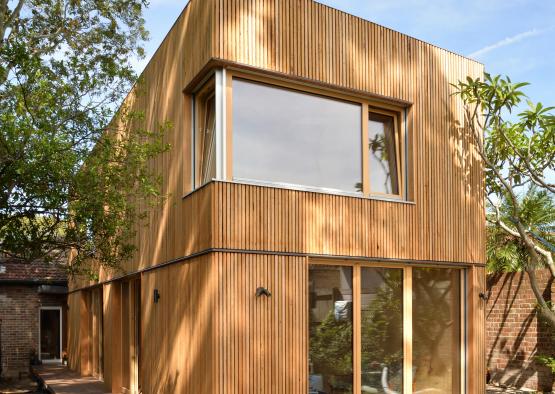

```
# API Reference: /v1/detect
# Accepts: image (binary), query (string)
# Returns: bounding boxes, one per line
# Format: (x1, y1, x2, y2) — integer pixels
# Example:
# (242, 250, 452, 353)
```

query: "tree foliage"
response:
(0, 0, 170, 275)
(487, 187, 555, 273)
(454, 74, 555, 328)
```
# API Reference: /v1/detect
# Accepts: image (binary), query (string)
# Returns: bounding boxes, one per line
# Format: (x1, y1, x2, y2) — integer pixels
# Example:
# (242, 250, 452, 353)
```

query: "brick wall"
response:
(0, 286, 67, 378)
(486, 269, 554, 392)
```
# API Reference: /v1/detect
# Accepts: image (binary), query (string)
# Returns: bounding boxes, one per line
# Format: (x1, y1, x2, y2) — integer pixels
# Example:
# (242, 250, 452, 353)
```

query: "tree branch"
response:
(491, 201, 555, 277)
(0, 0, 7, 41)
(4, 0, 24, 34)
(526, 267, 555, 327)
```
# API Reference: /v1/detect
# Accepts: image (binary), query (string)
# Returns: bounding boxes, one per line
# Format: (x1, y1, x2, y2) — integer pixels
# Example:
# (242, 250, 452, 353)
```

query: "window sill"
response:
(209, 178, 416, 205)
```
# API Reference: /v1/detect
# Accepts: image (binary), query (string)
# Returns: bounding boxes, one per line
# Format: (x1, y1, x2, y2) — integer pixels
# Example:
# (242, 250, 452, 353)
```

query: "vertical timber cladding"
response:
(217, 252, 308, 393)
(102, 282, 122, 392)
(206, 0, 485, 264)
(468, 265, 487, 394)
(89, 0, 217, 279)
(140, 254, 220, 393)
(65, 0, 487, 392)
(79, 253, 308, 393)
(67, 292, 81, 372)
(83, 0, 486, 276)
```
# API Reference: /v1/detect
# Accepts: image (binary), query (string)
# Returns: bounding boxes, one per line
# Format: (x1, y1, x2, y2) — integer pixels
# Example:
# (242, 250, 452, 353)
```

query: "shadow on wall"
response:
(67, 0, 492, 392)
(139, 2, 488, 393)
(486, 271, 554, 392)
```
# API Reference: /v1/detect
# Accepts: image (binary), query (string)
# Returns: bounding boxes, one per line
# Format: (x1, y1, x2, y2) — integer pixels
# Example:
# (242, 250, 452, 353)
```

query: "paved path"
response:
(0, 377, 41, 394)
(487, 384, 539, 393)
(33, 365, 109, 394)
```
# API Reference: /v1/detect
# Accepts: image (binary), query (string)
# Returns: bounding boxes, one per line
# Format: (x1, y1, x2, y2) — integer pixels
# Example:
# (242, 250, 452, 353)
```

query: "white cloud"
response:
(468, 28, 545, 58)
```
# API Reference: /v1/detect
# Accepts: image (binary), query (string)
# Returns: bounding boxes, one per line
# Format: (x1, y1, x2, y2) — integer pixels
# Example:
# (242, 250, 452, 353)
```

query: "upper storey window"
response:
(192, 70, 408, 200)
(368, 110, 400, 195)
(232, 79, 362, 193)
(195, 78, 216, 187)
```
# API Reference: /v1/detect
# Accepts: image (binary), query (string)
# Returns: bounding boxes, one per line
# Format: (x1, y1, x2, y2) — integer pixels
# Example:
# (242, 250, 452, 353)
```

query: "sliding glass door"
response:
(309, 265, 354, 393)
(412, 268, 462, 393)
(308, 263, 464, 394)
(360, 267, 404, 393)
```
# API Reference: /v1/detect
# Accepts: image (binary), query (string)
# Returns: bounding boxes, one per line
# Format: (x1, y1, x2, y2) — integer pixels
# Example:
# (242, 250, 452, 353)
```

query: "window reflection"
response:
(200, 95, 216, 185)
(233, 79, 362, 193)
(413, 268, 461, 393)
(195, 79, 216, 188)
(368, 112, 399, 195)
(361, 268, 403, 394)
(309, 265, 353, 393)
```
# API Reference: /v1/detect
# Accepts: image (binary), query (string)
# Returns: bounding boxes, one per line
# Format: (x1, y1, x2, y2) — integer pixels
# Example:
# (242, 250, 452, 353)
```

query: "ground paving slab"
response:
(32, 365, 108, 394)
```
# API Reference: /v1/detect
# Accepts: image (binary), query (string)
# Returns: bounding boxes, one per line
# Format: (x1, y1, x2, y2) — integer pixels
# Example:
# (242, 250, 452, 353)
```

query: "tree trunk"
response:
(525, 267, 555, 329)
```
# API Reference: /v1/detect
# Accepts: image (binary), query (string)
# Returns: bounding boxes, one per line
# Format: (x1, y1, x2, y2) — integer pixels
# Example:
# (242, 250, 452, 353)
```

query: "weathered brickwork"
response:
(0, 286, 67, 377)
(0, 259, 67, 378)
(486, 269, 554, 392)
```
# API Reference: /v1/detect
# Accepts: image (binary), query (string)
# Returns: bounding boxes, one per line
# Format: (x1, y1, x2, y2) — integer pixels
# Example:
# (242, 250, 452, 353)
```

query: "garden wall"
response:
(486, 268, 554, 391)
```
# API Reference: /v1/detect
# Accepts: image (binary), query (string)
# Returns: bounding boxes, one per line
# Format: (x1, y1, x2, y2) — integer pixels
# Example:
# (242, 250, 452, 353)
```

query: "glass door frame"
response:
(308, 260, 467, 394)
(38, 306, 63, 364)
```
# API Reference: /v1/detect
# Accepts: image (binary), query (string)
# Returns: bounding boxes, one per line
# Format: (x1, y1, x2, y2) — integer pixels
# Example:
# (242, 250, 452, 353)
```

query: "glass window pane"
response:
(361, 267, 403, 394)
(309, 265, 353, 393)
(199, 94, 216, 185)
(413, 268, 462, 393)
(233, 79, 362, 192)
(368, 112, 399, 195)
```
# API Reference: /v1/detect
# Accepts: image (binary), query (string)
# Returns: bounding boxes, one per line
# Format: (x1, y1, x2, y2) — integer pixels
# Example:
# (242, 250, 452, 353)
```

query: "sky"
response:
(136, 0, 555, 109)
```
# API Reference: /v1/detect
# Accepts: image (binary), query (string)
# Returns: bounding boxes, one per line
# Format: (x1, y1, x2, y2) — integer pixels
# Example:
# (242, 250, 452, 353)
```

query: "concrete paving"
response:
(33, 365, 109, 394)
(0, 377, 41, 394)
(487, 384, 541, 393)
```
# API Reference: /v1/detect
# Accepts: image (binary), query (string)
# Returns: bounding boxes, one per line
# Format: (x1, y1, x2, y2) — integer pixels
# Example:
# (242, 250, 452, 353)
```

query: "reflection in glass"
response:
(413, 268, 461, 393)
(233, 79, 362, 192)
(360, 268, 403, 394)
(309, 265, 353, 393)
(368, 112, 399, 195)
(198, 94, 216, 186)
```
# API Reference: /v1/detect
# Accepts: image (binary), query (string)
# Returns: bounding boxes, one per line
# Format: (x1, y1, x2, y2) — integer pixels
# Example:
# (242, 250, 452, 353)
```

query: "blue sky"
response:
(137, 0, 555, 108)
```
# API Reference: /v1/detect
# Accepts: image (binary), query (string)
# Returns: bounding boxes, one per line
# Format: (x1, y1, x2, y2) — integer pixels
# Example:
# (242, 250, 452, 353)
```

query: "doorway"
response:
(308, 262, 465, 394)
(39, 307, 62, 363)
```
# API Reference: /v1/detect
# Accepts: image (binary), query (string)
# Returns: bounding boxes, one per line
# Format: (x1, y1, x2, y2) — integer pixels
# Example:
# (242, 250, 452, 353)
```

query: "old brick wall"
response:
(486, 269, 554, 392)
(0, 286, 67, 377)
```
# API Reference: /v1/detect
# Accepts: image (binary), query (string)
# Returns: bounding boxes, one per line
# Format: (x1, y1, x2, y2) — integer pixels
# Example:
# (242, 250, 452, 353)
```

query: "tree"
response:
(486, 187, 555, 273)
(454, 74, 555, 328)
(0, 0, 169, 276)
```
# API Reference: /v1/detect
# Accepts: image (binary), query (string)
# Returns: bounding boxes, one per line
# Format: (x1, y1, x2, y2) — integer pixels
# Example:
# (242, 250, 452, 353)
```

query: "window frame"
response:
(308, 259, 467, 394)
(225, 69, 409, 200)
(38, 306, 63, 363)
(193, 76, 217, 189)
(365, 106, 405, 199)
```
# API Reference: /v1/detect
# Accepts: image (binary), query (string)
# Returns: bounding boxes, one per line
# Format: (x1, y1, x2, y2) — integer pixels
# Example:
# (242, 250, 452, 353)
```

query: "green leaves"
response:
(453, 74, 555, 200)
(535, 355, 555, 374)
(486, 187, 555, 273)
(0, 0, 169, 277)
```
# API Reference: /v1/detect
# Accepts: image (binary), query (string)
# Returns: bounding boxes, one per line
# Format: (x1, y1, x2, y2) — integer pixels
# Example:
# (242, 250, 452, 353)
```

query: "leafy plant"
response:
(536, 355, 555, 375)
(310, 309, 353, 377)
(486, 187, 555, 273)
(454, 74, 555, 328)
(0, 0, 170, 275)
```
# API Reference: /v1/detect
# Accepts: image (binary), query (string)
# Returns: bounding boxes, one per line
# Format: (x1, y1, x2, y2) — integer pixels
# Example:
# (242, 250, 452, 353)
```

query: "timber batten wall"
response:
(71, 0, 484, 285)
(67, 0, 486, 392)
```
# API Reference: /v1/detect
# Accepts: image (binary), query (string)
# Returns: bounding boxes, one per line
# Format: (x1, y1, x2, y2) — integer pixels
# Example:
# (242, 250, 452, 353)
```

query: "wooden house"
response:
(67, 0, 486, 392)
